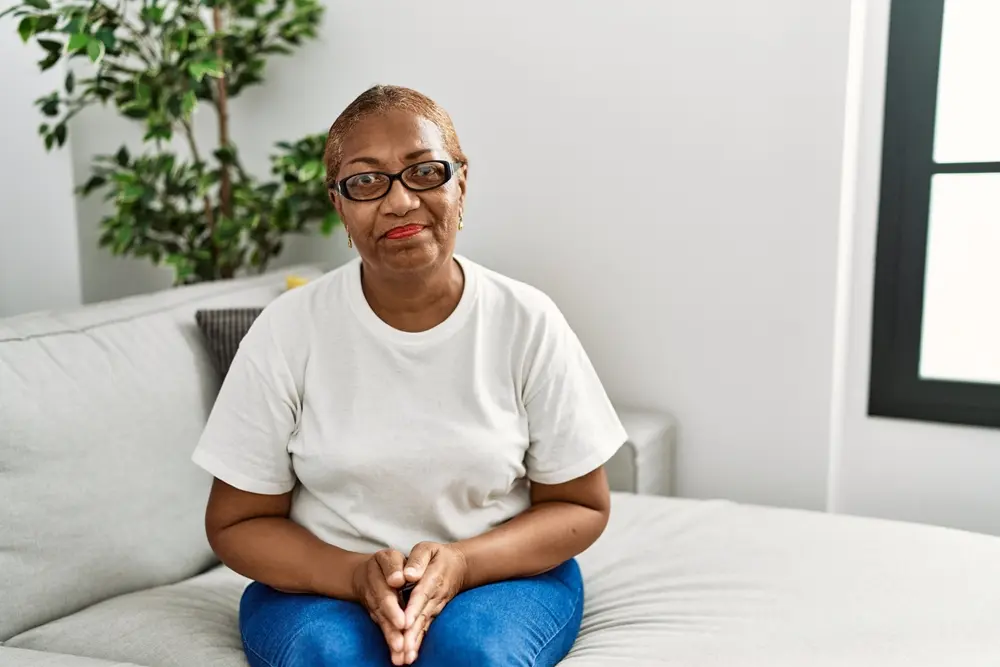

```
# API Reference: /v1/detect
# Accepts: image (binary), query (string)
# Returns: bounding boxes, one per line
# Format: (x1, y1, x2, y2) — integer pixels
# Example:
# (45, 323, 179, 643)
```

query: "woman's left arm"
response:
(398, 467, 611, 663)
(453, 466, 611, 588)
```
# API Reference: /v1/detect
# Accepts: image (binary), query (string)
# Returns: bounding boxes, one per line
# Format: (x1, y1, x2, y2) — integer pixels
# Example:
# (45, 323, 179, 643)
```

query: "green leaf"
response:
(143, 125, 172, 142)
(261, 44, 292, 55)
(188, 58, 225, 81)
(66, 32, 89, 51)
(44, 133, 54, 150)
(297, 160, 321, 182)
(38, 50, 60, 71)
(24, 0, 51, 9)
(140, 6, 165, 24)
(62, 16, 83, 36)
(39, 98, 59, 116)
(120, 184, 145, 202)
(18, 16, 37, 42)
(65, 69, 74, 93)
(53, 123, 67, 147)
(86, 38, 104, 63)
(38, 38, 62, 53)
(214, 146, 237, 165)
(116, 227, 132, 244)
(35, 15, 57, 32)
(116, 146, 130, 167)
(95, 27, 115, 50)
(79, 174, 107, 195)
(181, 90, 197, 117)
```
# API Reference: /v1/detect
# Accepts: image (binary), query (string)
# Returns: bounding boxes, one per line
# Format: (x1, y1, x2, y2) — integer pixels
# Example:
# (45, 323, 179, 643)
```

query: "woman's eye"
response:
(356, 174, 376, 185)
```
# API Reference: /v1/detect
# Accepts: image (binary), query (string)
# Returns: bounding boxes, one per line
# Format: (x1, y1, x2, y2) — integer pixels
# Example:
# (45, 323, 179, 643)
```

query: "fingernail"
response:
(407, 651, 417, 663)
(404, 567, 417, 576)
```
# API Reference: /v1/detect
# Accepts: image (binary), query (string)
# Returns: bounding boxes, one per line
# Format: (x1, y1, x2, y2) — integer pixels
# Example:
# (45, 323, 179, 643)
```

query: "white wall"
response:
(0, 23, 82, 317)
(828, 0, 1000, 536)
(233, 0, 851, 509)
(70, 0, 854, 509)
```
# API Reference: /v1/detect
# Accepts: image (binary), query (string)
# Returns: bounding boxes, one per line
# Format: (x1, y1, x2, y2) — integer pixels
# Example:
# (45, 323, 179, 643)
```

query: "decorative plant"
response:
(2, 0, 338, 284)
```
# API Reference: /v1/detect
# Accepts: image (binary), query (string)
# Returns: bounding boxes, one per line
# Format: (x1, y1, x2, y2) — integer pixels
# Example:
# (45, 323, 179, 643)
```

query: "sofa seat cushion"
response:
(7, 566, 251, 667)
(9, 494, 1000, 667)
(0, 647, 144, 666)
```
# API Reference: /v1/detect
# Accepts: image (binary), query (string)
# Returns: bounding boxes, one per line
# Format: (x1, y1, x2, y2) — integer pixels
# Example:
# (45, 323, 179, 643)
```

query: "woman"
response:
(192, 85, 627, 667)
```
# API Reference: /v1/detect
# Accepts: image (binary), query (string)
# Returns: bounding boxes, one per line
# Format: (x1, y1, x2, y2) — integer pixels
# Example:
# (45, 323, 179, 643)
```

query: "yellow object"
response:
(285, 275, 310, 290)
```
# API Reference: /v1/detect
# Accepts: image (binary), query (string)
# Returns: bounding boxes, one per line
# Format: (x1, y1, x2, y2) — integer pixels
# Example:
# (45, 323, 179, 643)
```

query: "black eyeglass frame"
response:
(330, 160, 465, 202)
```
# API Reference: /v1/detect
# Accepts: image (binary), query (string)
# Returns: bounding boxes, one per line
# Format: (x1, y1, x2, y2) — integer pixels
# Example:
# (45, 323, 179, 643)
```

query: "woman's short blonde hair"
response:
(324, 85, 468, 186)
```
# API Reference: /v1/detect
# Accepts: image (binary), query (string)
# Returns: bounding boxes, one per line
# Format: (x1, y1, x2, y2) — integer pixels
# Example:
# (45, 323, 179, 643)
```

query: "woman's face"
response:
(332, 110, 467, 275)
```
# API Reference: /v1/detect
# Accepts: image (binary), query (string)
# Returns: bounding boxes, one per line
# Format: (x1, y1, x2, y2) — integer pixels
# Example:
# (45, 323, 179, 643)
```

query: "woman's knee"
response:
(239, 584, 388, 667)
(287, 619, 387, 666)
(417, 623, 517, 667)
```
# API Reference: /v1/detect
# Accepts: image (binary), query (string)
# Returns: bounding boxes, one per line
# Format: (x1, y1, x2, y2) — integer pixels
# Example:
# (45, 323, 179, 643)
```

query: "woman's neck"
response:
(360, 256, 465, 333)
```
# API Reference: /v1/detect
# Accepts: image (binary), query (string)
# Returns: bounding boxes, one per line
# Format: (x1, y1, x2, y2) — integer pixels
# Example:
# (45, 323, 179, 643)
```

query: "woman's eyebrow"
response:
(344, 149, 433, 170)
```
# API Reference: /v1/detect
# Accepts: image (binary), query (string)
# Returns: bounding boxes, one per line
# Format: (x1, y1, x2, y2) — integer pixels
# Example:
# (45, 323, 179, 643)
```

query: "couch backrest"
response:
(0, 266, 326, 640)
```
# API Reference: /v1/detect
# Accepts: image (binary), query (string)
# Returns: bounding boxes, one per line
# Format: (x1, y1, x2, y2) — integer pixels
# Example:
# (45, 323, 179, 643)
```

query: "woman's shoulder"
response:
(249, 261, 356, 337)
(461, 255, 565, 326)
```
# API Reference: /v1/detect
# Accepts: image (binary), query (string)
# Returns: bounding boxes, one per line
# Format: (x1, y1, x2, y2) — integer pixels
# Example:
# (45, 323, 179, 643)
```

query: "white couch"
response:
(2, 266, 1000, 667)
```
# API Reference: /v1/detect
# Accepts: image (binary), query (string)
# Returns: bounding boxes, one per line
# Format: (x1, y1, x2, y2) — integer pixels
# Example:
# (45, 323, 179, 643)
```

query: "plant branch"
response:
(180, 118, 215, 232)
(213, 6, 232, 221)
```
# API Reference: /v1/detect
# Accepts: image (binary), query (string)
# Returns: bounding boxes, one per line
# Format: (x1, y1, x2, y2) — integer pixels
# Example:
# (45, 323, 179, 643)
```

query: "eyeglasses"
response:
(331, 160, 464, 202)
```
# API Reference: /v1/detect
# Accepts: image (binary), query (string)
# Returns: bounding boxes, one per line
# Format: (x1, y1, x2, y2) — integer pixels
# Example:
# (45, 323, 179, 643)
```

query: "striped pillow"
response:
(195, 308, 264, 377)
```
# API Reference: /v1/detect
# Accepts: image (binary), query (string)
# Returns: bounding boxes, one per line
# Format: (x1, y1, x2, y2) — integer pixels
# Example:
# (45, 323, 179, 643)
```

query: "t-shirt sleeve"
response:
(191, 307, 300, 495)
(523, 300, 628, 485)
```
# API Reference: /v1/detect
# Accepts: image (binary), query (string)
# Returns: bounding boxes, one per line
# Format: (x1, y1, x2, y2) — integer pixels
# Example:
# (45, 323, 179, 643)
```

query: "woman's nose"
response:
(383, 179, 420, 215)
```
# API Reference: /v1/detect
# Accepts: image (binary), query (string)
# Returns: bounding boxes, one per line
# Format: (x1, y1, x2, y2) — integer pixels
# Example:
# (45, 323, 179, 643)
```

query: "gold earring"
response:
(347, 233, 353, 249)
(458, 213, 464, 231)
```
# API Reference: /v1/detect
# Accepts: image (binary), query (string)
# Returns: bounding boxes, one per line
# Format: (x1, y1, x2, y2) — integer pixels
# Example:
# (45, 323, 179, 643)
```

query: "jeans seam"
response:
(527, 585, 583, 667)
(244, 616, 322, 667)
(241, 630, 279, 667)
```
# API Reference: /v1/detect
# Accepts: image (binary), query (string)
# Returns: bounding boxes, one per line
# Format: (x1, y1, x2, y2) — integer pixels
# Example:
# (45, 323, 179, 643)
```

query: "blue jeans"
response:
(239, 559, 583, 667)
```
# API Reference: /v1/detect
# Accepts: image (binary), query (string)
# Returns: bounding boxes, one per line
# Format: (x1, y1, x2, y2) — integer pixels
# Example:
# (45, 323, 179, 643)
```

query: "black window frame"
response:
(869, 0, 1000, 429)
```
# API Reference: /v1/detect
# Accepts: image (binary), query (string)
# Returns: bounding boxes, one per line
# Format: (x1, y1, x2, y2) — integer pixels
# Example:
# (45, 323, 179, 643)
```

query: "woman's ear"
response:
(457, 163, 468, 209)
(329, 189, 345, 219)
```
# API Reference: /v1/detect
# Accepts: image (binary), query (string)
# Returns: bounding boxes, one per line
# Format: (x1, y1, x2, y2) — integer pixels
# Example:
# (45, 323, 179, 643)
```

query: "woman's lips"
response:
(384, 224, 425, 240)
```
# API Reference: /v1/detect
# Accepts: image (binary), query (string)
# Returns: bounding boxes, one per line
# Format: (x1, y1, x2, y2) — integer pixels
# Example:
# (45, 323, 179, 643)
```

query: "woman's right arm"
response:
(206, 480, 411, 663)
(204, 478, 366, 599)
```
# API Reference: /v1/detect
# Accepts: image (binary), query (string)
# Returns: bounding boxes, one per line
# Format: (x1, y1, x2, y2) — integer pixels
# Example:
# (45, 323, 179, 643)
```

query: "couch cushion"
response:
(194, 307, 264, 377)
(0, 265, 327, 641)
(10, 493, 1000, 667)
(6, 566, 250, 667)
(0, 648, 145, 667)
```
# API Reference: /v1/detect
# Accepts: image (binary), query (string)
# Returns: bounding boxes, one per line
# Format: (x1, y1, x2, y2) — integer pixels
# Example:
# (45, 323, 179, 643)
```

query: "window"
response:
(869, 0, 1000, 429)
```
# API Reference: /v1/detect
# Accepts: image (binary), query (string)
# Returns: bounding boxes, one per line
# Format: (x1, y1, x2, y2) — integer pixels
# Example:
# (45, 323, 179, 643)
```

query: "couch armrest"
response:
(0, 647, 146, 667)
(605, 409, 676, 496)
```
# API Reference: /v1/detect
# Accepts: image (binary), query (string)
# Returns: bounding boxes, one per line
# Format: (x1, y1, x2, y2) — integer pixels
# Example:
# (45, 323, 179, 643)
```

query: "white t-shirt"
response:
(192, 255, 627, 555)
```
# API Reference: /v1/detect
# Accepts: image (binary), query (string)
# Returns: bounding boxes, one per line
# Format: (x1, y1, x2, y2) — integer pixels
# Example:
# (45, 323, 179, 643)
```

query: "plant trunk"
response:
(213, 6, 232, 221)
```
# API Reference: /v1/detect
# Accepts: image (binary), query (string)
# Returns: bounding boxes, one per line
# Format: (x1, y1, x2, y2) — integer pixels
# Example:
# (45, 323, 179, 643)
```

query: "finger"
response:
(377, 588, 407, 632)
(409, 617, 432, 663)
(371, 609, 405, 658)
(403, 585, 432, 631)
(404, 603, 438, 664)
(403, 542, 435, 582)
(376, 549, 406, 589)
(404, 568, 443, 630)
(403, 607, 426, 654)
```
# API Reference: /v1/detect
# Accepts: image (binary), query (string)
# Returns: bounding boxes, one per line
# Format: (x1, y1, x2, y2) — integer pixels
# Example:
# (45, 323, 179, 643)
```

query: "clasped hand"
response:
(351, 541, 468, 666)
